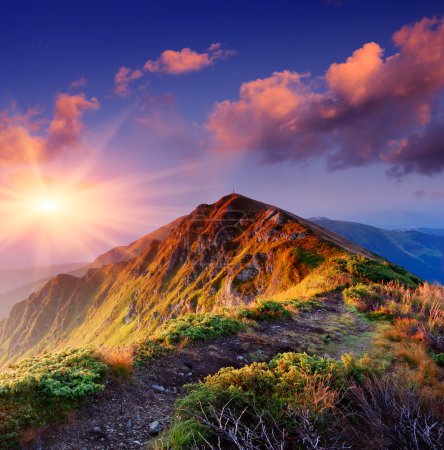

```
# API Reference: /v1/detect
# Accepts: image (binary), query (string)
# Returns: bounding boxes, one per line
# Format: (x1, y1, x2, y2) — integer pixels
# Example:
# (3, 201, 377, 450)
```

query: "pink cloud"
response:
(206, 17, 444, 176)
(69, 75, 88, 90)
(113, 66, 143, 97)
(144, 42, 235, 75)
(0, 93, 99, 166)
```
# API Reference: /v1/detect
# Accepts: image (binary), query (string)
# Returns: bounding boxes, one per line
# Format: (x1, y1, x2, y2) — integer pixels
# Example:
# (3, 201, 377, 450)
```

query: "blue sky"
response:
(0, 0, 444, 265)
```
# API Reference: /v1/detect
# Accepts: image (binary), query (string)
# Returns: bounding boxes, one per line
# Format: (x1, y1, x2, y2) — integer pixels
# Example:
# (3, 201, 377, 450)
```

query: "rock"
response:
(236, 355, 244, 360)
(151, 384, 166, 392)
(126, 420, 132, 429)
(236, 266, 258, 282)
(92, 426, 101, 433)
(149, 420, 162, 435)
(132, 441, 142, 446)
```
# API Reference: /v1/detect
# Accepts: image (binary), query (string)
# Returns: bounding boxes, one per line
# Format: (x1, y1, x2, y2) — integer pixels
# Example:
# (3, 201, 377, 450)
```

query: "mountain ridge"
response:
(311, 217, 444, 283)
(0, 193, 376, 365)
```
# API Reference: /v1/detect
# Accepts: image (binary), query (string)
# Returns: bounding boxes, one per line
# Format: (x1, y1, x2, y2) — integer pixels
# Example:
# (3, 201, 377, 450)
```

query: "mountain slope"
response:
(311, 217, 444, 283)
(0, 194, 376, 365)
(0, 262, 89, 319)
(89, 218, 182, 268)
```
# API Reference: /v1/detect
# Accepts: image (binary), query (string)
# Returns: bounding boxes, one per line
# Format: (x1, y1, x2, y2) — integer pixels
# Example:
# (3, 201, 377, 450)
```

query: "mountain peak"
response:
(0, 194, 374, 364)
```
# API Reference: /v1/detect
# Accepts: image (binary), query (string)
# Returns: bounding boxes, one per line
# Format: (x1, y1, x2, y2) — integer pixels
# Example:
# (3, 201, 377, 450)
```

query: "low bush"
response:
(0, 348, 107, 398)
(0, 348, 108, 448)
(430, 353, 444, 367)
(343, 283, 383, 313)
(133, 340, 170, 365)
(154, 313, 245, 346)
(341, 255, 421, 287)
(156, 352, 377, 449)
(294, 247, 325, 268)
(238, 300, 290, 321)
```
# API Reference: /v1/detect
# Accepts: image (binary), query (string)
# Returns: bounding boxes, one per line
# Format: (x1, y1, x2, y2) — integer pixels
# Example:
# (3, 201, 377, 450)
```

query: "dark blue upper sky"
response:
(1, 0, 441, 111)
(1, 0, 444, 265)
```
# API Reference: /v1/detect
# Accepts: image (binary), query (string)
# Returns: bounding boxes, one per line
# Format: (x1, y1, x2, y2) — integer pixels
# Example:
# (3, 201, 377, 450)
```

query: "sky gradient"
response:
(1, 0, 444, 266)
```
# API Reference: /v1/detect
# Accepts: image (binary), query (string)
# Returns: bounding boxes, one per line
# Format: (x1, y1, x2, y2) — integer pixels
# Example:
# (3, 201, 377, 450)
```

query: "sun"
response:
(35, 197, 62, 214)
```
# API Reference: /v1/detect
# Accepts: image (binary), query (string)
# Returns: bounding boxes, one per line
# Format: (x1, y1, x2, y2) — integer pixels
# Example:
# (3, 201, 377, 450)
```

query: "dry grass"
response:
(350, 377, 444, 449)
(96, 346, 134, 378)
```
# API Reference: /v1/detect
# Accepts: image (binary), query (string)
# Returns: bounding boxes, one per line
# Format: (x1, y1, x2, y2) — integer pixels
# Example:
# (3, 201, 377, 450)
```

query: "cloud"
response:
(0, 93, 99, 167)
(206, 17, 444, 176)
(114, 66, 143, 97)
(144, 42, 235, 75)
(70, 75, 88, 90)
(413, 189, 444, 200)
(135, 94, 204, 156)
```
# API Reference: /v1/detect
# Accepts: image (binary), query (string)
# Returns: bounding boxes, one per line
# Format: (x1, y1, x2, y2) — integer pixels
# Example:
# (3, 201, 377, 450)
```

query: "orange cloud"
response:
(144, 42, 235, 75)
(206, 16, 444, 176)
(0, 93, 99, 167)
(113, 66, 143, 97)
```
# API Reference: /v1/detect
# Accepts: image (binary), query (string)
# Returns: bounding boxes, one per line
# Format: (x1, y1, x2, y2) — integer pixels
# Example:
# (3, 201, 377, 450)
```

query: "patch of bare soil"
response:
(24, 295, 371, 450)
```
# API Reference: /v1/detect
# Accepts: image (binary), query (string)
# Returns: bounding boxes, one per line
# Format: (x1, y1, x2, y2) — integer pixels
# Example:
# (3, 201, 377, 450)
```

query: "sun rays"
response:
(0, 157, 218, 266)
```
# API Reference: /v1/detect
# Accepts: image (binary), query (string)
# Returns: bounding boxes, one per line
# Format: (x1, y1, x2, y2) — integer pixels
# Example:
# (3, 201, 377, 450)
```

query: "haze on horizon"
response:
(0, 0, 443, 267)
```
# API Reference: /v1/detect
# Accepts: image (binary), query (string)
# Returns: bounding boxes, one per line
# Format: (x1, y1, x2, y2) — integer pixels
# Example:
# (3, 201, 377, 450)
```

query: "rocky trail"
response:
(25, 296, 372, 450)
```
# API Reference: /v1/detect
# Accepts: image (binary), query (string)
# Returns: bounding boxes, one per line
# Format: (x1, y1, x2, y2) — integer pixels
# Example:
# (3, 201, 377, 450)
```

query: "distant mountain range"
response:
(0, 263, 88, 319)
(0, 221, 181, 320)
(410, 228, 444, 237)
(311, 218, 444, 283)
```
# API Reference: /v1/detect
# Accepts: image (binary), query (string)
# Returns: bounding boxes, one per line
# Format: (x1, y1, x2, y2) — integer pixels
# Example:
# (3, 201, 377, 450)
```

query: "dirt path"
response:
(25, 296, 372, 450)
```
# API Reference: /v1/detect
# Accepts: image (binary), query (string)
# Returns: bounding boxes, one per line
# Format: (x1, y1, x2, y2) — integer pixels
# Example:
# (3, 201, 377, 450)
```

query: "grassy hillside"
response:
(312, 217, 444, 283)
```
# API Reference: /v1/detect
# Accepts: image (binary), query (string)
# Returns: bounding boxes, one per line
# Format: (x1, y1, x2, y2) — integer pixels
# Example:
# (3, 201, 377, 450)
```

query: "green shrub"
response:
(155, 313, 245, 346)
(158, 352, 377, 449)
(287, 298, 321, 310)
(134, 340, 170, 365)
(0, 348, 107, 448)
(340, 255, 421, 287)
(343, 283, 382, 312)
(430, 353, 444, 367)
(0, 348, 107, 399)
(238, 300, 290, 321)
(294, 248, 325, 268)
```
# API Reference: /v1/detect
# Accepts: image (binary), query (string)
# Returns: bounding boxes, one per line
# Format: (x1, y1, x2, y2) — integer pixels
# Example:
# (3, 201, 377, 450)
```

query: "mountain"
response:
(311, 217, 444, 283)
(88, 218, 182, 268)
(0, 220, 181, 321)
(0, 194, 375, 365)
(412, 228, 444, 237)
(0, 262, 88, 319)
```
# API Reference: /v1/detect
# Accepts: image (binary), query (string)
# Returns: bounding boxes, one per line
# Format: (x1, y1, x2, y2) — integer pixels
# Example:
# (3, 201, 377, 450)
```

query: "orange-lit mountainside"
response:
(0, 193, 376, 365)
